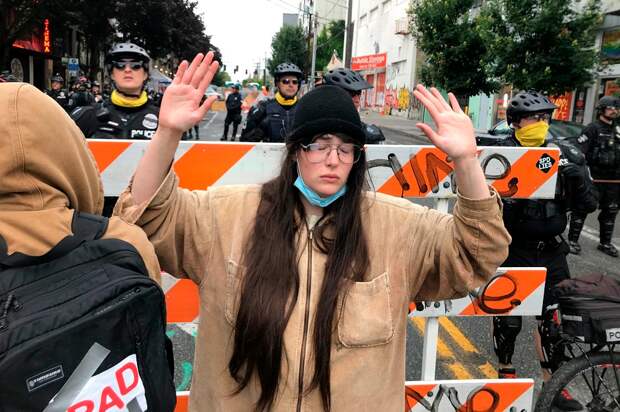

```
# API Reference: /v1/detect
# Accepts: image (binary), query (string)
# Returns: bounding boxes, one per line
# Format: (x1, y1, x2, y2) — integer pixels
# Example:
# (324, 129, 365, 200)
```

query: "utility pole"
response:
(343, 0, 354, 68)
(310, 8, 318, 88)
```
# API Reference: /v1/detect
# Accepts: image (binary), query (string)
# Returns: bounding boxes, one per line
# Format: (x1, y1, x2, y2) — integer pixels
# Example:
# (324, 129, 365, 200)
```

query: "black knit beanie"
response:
(286, 85, 365, 145)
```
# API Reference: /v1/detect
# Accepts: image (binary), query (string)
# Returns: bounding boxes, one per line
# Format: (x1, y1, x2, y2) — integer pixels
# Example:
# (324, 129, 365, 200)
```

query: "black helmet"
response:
(596, 95, 620, 110)
(51, 73, 64, 83)
(274, 62, 303, 80)
(106, 42, 150, 72)
(506, 91, 557, 126)
(323, 68, 372, 92)
(92, 80, 100, 87)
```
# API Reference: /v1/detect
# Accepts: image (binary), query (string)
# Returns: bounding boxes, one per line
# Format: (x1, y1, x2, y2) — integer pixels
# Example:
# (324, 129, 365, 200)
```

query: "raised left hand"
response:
(413, 85, 477, 161)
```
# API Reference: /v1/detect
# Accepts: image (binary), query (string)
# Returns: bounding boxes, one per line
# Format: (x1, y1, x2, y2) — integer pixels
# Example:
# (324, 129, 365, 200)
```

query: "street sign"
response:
(68, 58, 79, 72)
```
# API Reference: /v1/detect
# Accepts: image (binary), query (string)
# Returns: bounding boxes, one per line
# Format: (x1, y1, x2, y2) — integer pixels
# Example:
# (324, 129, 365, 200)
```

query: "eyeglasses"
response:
(280, 78, 299, 85)
(300, 142, 363, 164)
(522, 113, 551, 122)
(112, 61, 144, 71)
(348, 90, 362, 98)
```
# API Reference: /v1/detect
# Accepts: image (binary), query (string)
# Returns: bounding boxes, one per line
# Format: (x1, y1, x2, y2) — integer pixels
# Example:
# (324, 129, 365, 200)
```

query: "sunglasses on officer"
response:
(112, 61, 144, 71)
(280, 78, 299, 85)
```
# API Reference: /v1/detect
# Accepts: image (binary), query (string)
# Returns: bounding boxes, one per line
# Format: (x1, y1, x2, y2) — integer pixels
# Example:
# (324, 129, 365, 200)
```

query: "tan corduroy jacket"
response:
(0, 83, 161, 292)
(115, 170, 510, 412)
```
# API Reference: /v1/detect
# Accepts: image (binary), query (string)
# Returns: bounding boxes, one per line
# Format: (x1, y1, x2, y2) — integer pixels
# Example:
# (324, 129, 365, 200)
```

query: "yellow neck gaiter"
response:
(275, 92, 297, 106)
(111, 90, 148, 108)
(515, 121, 549, 147)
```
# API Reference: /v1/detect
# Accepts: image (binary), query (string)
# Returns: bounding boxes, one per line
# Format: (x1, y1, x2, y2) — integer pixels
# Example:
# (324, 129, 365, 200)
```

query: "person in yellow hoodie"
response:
(115, 52, 510, 412)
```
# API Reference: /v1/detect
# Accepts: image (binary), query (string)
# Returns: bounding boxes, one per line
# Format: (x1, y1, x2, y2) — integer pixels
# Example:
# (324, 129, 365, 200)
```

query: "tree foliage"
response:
(212, 69, 231, 86)
(478, 0, 602, 95)
(268, 25, 308, 78)
(408, 0, 603, 97)
(1, 0, 220, 73)
(410, 0, 498, 97)
(315, 20, 345, 73)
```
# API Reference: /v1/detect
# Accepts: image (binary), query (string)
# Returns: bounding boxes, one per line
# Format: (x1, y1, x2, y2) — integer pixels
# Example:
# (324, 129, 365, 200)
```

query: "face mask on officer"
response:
(514, 114, 550, 147)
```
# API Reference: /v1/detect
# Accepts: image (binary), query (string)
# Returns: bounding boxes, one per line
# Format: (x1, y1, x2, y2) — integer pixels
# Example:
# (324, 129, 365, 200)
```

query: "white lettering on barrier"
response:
(67, 355, 146, 412)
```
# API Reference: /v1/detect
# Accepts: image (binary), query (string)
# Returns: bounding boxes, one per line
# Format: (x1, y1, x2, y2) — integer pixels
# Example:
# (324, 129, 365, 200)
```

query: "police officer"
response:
(221, 83, 243, 141)
(568, 95, 620, 257)
(491, 91, 597, 411)
(91, 80, 103, 103)
(71, 42, 159, 140)
(321, 68, 385, 144)
(240, 62, 302, 142)
(45, 73, 70, 112)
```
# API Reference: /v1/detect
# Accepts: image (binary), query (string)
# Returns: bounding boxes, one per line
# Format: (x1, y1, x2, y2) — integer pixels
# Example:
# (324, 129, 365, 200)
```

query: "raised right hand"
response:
(158, 52, 220, 134)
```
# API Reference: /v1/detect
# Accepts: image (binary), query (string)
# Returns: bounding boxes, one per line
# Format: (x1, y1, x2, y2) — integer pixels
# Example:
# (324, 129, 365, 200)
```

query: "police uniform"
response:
(570, 119, 620, 252)
(70, 98, 159, 140)
(241, 98, 297, 143)
(492, 133, 598, 371)
(45, 89, 71, 112)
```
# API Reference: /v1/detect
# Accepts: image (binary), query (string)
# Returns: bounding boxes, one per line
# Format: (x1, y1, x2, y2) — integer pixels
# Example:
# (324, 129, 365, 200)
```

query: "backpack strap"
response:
(0, 212, 109, 269)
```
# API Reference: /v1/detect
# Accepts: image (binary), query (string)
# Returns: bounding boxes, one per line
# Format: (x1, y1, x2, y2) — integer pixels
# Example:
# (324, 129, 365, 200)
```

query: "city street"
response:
(168, 107, 620, 398)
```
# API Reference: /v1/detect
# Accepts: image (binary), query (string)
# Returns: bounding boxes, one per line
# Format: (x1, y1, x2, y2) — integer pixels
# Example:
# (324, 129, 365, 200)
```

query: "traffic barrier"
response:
(88, 140, 560, 199)
(89, 140, 560, 411)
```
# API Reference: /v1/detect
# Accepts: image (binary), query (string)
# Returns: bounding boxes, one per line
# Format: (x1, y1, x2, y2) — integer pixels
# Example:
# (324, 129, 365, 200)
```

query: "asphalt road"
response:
(167, 109, 620, 400)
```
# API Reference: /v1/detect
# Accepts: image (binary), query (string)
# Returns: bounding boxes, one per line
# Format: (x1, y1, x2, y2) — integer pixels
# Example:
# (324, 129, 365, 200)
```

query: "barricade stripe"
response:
(175, 391, 190, 412)
(165, 279, 200, 323)
(405, 384, 438, 411)
(87, 141, 132, 173)
(174, 144, 254, 190)
(378, 148, 452, 198)
(482, 381, 533, 411)
(458, 268, 546, 316)
(492, 149, 559, 198)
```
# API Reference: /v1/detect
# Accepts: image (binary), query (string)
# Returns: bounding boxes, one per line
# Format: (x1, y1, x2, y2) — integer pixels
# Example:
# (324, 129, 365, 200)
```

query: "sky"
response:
(197, 0, 300, 82)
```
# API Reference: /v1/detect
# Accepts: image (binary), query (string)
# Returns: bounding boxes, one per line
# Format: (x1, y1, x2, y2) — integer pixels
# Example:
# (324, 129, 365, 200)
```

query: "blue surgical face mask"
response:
(294, 173, 347, 208)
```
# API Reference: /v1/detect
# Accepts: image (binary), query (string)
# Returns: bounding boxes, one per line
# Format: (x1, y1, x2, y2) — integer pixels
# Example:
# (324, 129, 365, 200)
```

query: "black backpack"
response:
(555, 274, 620, 344)
(0, 212, 175, 412)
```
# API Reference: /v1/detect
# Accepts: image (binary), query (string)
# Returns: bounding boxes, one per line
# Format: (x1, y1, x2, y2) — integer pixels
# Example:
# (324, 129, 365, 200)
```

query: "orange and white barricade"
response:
(89, 141, 560, 411)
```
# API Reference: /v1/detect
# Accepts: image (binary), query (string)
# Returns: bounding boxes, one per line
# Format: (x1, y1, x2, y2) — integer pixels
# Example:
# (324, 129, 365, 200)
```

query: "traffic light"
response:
(245, 69, 248, 75)
(234, 65, 239, 74)
(223, 64, 226, 71)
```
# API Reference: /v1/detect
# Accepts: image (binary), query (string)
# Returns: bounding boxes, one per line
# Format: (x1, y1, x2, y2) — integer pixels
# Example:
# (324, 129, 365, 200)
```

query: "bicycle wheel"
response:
(534, 351, 620, 412)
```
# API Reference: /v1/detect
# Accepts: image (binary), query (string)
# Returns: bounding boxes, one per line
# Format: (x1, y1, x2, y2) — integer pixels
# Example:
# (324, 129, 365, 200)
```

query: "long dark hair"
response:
(228, 139, 369, 411)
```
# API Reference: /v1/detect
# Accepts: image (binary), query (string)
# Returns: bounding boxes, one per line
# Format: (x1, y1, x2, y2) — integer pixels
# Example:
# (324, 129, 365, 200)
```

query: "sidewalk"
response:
(360, 110, 426, 139)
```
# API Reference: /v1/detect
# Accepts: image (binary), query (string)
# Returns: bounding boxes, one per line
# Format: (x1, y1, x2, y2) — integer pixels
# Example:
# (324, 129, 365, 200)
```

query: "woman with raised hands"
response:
(115, 51, 510, 412)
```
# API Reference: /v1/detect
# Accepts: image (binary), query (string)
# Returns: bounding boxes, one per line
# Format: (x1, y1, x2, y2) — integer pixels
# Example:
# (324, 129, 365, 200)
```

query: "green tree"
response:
(268, 25, 307, 78)
(212, 70, 231, 86)
(409, 0, 499, 97)
(479, 0, 602, 95)
(315, 20, 345, 73)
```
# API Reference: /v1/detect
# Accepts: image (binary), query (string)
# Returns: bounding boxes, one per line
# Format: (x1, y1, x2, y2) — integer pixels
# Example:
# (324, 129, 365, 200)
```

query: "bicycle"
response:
(534, 290, 620, 411)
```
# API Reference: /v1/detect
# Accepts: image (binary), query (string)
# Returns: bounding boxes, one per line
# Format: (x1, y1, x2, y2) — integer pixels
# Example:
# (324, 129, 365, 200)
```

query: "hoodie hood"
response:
(0, 83, 103, 257)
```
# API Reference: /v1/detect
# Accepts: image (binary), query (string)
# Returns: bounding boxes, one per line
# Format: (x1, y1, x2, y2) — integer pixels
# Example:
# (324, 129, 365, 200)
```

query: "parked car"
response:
(205, 85, 224, 101)
(475, 119, 585, 146)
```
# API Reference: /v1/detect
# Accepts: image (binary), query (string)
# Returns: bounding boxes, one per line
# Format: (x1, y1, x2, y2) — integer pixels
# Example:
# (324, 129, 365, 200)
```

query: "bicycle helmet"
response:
(51, 73, 64, 83)
(273, 62, 303, 80)
(105, 42, 150, 73)
(596, 95, 620, 111)
(323, 68, 372, 92)
(506, 91, 557, 126)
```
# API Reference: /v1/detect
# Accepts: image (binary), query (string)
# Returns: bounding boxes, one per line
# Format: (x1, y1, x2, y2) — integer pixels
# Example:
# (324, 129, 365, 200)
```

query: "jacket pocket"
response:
(337, 272, 394, 348)
(224, 259, 243, 327)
